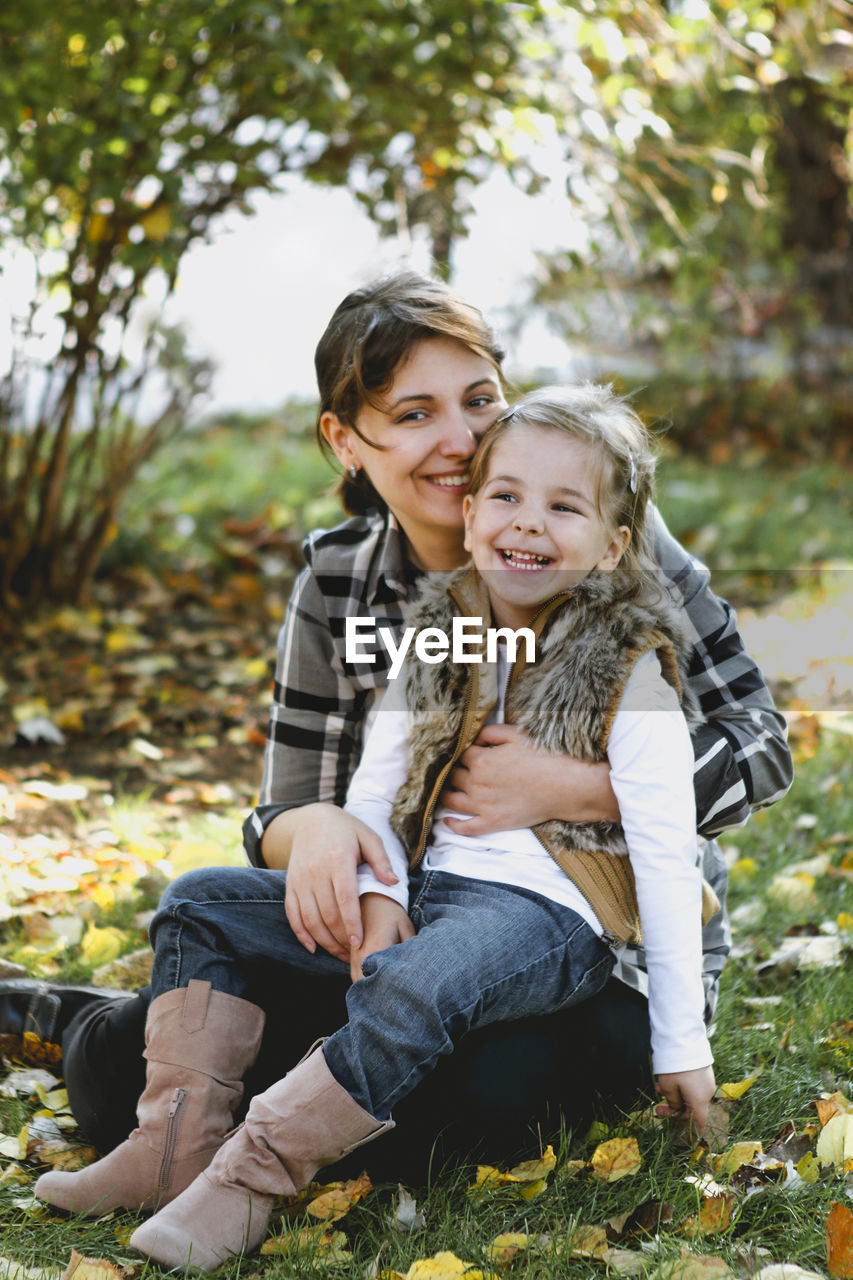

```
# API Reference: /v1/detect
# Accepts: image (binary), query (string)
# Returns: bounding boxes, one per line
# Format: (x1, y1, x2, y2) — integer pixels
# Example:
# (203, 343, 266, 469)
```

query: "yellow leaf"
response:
(509, 1145, 556, 1181)
(61, 1252, 125, 1280)
(838, 912, 853, 934)
(483, 1234, 528, 1265)
(796, 1152, 820, 1183)
(519, 1178, 548, 1200)
(79, 925, 125, 968)
(606, 1248, 651, 1275)
(684, 1193, 736, 1236)
(719, 1066, 764, 1099)
(88, 884, 116, 912)
(817, 1114, 853, 1172)
(471, 1164, 517, 1191)
(405, 1253, 492, 1280)
(712, 1140, 763, 1176)
(86, 214, 110, 244)
(767, 872, 815, 910)
(591, 1136, 642, 1182)
(34, 1086, 70, 1113)
(306, 1172, 371, 1222)
(261, 1226, 351, 1261)
(568, 1225, 609, 1258)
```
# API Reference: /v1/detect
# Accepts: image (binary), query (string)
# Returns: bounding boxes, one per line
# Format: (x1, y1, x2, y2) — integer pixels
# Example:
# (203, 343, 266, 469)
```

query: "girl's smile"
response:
(463, 425, 630, 630)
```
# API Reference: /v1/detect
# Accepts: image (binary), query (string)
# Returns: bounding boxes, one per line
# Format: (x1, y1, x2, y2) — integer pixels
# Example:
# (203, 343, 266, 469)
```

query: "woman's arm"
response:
(652, 507, 793, 834)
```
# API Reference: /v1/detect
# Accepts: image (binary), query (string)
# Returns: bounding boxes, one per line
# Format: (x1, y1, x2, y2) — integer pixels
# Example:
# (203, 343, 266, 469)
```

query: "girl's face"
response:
(463, 425, 630, 630)
(322, 337, 505, 569)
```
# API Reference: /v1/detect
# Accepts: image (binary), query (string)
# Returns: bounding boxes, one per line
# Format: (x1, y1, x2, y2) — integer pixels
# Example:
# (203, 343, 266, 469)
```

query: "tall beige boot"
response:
(129, 1044, 393, 1271)
(34, 980, 264, 1216)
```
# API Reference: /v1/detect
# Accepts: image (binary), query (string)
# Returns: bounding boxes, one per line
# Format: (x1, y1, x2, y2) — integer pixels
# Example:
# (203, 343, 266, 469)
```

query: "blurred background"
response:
(0, 0, 850, 765)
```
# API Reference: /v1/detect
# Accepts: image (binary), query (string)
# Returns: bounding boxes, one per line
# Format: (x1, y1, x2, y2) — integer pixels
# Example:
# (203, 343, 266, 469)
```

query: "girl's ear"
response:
(462, 493, 475, 553)
(321, 411, 359, 471)
(597, 525, 631, 574)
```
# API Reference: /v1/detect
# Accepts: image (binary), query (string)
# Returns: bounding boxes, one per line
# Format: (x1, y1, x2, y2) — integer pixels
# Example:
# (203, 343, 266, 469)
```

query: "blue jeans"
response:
(149, 866, 615, 1121)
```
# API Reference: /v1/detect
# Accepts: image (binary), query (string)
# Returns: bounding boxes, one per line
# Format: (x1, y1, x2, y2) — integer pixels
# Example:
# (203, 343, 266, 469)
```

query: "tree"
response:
(0, 0, 542, 610)
(522, 0, 853, 378)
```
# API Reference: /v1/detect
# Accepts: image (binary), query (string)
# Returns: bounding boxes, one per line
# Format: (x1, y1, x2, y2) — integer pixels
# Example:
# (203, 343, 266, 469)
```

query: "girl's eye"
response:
(553, 503, 581, 514)
(468, 394, 496, 409)
(491, 491, 517, 503)
(397, 409, 429, 424)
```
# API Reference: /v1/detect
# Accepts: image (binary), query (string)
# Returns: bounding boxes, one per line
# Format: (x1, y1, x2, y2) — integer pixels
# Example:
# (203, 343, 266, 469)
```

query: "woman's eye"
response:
(468, 395, 495, 409)
(397, 409, 428, 424)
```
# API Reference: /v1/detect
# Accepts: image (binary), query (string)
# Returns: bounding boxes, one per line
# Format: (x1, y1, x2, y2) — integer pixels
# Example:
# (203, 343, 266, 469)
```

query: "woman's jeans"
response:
(150, 866, 616, 1122)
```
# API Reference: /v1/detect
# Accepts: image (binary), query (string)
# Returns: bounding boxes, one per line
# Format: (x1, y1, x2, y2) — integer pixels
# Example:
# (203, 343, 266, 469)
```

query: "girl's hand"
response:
(439, 724, 619, 835)
(654, 1065, 717, 1136)
(284, 805, 398, 960)
(350, 894, 415, 983)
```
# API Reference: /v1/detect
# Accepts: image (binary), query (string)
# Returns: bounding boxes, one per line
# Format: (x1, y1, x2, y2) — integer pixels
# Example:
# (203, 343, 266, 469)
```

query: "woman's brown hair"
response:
(315, 271, 505, 514)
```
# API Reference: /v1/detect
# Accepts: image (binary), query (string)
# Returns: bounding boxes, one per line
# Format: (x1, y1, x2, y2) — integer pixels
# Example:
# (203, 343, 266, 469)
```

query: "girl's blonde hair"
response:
(468, 383, 657, 578)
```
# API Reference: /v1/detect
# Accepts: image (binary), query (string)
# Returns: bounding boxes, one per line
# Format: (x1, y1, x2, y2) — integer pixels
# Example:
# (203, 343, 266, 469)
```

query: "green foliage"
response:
(0, 0, 540, 609)
(526, 0, 853, 363)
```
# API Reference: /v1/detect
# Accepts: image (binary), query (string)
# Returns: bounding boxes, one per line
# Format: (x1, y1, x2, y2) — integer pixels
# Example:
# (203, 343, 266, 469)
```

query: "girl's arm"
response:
(607, 652, 715, 1131)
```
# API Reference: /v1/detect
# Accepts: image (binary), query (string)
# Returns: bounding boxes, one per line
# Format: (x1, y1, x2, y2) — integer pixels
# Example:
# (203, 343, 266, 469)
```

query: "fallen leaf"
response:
(567, 1225, 609, 1258)
(305, 1172, 371, 1222)
(827, 1203, 853, 1280)
(483, 1234, 529, 1265)
(0, 1257, 61, 1280)
(658, 1251, 732, 1280)
(392, 1185, 426, 1232)
(817, 1114, 853, 1172)
(261, 1225, 351, 1262)
(591, 1137, 643, 1182)
(719, 1067, 764, 1100)
(61, 1254, 125, 1280)
(683, 1193, 736, 1236)
(712, 1141, 763, 1175)
(404, 1252, 493, 1280)
(754, 1267, 828, 1280)
(605, 1248, 651, 1275)
(509, 1145, 556, 1181)
(79, 925, 126, 968)
(817, 1093, 853, 1126)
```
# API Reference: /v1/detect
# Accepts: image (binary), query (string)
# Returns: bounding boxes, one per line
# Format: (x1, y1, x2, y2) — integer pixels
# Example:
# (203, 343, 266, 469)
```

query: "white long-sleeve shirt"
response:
(345, 648, 712, 1076)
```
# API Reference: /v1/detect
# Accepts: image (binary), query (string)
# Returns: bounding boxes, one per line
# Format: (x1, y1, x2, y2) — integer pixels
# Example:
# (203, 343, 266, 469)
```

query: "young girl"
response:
(127, 385, 716, 1270)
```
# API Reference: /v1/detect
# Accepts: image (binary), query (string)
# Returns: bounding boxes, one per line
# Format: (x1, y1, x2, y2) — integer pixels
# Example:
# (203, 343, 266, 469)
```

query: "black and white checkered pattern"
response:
(243, 508, 793, 1022)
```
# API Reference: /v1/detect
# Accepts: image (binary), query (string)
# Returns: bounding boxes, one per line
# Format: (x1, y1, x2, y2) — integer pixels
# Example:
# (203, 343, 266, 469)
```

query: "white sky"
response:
(164, 169, 587, 412)
(0, 166, 590, 417)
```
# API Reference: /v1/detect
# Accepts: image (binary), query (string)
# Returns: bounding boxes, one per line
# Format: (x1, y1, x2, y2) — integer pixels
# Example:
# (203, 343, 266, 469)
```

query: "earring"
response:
(348, 464, 359, 480)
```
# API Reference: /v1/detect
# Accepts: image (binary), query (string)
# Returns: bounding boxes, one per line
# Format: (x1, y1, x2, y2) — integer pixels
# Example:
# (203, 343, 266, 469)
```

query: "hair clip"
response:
(628, 452, 638, 493)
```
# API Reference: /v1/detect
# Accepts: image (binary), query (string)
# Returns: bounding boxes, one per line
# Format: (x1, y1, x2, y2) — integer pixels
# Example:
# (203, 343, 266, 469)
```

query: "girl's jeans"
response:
(149, 865, 615, 1121)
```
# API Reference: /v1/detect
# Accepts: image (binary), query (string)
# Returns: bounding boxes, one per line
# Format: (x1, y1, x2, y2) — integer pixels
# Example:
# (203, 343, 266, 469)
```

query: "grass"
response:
(1, 730, 851, 1278)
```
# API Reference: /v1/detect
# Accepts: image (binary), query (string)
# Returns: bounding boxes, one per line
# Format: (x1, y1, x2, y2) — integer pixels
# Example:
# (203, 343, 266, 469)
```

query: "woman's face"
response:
(322, 336, 505, 569)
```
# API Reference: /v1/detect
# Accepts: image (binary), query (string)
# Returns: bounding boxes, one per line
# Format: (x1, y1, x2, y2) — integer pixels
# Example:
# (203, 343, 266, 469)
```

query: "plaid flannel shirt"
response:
(243, 508, 793, 1022)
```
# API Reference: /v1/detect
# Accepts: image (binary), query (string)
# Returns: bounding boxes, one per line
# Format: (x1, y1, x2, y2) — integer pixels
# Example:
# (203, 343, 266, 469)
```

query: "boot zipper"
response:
(158, 1087, 187, 1189)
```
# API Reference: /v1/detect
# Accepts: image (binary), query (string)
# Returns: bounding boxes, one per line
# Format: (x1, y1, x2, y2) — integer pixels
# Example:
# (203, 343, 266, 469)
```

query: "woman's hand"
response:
(281, 804, 399, 961)
(655, 1065, 717, 1136)
(439, 724, 620, 836)
(350, 893, 415, 983)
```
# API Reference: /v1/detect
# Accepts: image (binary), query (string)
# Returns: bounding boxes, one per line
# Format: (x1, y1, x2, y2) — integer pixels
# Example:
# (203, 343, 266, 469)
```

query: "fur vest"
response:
(390, 566, 709, 945)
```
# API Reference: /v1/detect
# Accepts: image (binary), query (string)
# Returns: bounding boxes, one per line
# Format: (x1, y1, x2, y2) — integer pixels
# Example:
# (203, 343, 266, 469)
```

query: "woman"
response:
(25, 272, 792, 1204)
